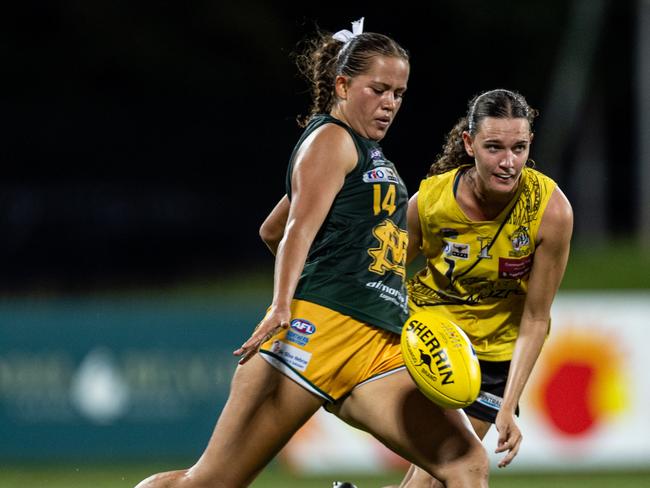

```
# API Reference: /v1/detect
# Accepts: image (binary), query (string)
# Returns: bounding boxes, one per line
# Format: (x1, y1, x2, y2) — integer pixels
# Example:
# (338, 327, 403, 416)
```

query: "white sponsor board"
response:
(487, 291, 650, 470)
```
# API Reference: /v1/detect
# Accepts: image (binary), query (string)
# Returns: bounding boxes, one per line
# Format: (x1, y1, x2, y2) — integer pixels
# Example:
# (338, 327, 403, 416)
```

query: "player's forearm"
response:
(501, 317, 548, 412)
(270, 221, 315, 310)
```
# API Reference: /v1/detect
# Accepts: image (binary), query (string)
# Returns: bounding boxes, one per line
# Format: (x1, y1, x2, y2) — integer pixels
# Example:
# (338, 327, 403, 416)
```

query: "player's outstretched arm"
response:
(495, 186, 573, 467)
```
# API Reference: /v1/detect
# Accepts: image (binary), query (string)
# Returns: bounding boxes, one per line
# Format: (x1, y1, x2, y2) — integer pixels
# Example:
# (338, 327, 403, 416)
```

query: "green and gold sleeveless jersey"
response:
(408, 166, 557, 360)
(286, 114, 409, 334)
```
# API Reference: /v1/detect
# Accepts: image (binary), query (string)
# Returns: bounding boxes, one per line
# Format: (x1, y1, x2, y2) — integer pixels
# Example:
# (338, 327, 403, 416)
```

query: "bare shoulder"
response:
(546, 186, 573, 225)
(296, 123, 358, 174)
(539, 186, 573, 244)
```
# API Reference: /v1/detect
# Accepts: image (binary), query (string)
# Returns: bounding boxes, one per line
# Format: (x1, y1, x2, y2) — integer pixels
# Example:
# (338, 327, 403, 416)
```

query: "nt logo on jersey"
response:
(368, 219, 408, 277)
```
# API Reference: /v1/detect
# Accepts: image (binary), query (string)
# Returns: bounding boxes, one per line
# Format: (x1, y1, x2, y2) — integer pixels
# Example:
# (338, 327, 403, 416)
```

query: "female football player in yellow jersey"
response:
(392, 88, 574, 488)
(135, 19, 488, 488)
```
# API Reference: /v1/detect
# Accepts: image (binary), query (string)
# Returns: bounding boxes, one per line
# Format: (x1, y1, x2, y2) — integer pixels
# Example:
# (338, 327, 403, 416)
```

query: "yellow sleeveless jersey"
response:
(408, 166, 557, 361)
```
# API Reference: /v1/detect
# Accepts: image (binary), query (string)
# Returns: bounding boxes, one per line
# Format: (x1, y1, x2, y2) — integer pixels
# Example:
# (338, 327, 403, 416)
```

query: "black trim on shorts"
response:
(463, 360, 520, 423)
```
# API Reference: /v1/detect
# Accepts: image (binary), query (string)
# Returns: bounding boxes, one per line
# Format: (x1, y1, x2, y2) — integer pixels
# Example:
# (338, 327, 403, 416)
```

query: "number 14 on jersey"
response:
(373, 184, 396, 216)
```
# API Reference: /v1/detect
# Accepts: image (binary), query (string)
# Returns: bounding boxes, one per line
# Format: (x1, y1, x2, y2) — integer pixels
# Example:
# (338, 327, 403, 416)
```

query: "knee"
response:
(134, 469, 189, 488)
(436, 442, 490, 487)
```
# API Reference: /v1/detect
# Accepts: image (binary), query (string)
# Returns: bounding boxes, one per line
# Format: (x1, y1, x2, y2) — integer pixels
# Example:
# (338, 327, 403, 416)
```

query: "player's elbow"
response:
(259, 220, 284, 252)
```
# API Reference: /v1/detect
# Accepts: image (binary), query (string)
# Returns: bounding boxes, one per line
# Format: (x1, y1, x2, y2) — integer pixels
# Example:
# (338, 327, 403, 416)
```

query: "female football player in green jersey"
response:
(135, 19, 488, 488)
(390, 88, 574, 487)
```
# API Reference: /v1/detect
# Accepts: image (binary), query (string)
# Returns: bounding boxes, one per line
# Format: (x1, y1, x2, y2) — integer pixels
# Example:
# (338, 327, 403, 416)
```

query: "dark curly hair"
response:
(428, 89, 538, 176)
(293, 28, 409, 127)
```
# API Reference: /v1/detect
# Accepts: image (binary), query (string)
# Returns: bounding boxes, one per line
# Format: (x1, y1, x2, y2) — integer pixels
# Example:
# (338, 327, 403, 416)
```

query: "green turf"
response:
(168, 240, 650, 298)
(409, 240, 650, 290)
(1, 465, 648, 488)
(559, 239, 650, 289)
(77, 240, 649, 304)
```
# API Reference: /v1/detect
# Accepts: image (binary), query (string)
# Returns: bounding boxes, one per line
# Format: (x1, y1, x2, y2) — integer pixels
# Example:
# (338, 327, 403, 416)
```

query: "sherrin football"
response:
(401, 311, 481, 409)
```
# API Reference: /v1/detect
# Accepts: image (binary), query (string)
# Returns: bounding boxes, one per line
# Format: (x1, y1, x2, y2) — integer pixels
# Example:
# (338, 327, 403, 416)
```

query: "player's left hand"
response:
(494, 410, 522, 468)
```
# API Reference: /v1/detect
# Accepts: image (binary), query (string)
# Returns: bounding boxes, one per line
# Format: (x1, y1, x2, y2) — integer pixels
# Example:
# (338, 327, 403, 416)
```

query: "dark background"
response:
(1, 0, 638, 292)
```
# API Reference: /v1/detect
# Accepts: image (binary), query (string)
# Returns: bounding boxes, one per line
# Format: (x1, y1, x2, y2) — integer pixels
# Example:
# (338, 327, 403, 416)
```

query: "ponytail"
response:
(427, 117, 473, 176)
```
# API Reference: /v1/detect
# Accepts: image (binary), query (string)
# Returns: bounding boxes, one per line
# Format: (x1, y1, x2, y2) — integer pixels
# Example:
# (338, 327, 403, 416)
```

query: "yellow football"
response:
(401, 311, 481, 409)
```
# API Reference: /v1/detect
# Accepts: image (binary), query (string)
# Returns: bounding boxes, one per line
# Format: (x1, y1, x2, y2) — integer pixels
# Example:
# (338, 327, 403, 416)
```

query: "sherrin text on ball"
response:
(401, 311, 481, 409)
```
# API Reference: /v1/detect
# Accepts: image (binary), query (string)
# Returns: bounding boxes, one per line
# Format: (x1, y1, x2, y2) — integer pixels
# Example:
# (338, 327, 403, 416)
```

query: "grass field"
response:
(155, 240, 650, 300)
(1, 464, 649, 488)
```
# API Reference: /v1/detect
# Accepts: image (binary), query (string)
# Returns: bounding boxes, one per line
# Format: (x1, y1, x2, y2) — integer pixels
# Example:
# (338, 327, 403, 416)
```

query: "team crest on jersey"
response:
(368, 219, 408, 277)
(443, 240, 470, 260)
(369, 147, 387, 165)
(362, 166, 399, 184)
(509, 226, 531, 257)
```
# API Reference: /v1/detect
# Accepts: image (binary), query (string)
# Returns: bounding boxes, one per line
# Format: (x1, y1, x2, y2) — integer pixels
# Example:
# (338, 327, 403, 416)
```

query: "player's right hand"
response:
(233, 308, 290, 365)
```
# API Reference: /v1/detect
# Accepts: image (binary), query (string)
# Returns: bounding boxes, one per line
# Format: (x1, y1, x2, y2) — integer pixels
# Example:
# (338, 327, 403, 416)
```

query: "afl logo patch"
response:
(290, 319, 316, 335)
(369, 147, 387, 163)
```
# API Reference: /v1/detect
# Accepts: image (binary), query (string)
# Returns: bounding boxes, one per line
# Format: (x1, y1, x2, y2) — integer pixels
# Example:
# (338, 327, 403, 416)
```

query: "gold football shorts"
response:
(259, 299, 405, 402)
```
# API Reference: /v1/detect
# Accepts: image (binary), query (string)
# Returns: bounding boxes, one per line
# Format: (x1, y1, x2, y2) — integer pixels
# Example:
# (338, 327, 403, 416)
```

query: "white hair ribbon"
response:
(332, 17, 365, 43)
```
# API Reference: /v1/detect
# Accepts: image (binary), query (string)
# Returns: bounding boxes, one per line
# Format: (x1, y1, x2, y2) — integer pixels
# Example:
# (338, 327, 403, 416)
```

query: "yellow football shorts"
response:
(259, 299, 405, 402)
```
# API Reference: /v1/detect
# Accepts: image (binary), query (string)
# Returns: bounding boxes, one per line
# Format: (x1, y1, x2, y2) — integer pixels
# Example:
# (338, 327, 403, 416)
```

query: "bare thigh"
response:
(392, 415, 494, 488)
(330, 370, 488, 485)
(187, 355, 324, 486)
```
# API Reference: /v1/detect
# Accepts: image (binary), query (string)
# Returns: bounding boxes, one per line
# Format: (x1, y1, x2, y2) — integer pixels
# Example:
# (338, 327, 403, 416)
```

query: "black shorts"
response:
(463, 360, 520, 423)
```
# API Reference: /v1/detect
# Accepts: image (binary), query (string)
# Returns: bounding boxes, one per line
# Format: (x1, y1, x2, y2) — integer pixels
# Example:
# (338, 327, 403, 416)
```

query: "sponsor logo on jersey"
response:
(498, 255, 533, 279)
(270, 341, 312, 372)
(290, 318, 316, 335)
(476, 390, 503, 411)
(443, 241, 470, 259)
(286, 330, 309, 347)
(362, 166, 399, 184)
(366, 281, 408, 311)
